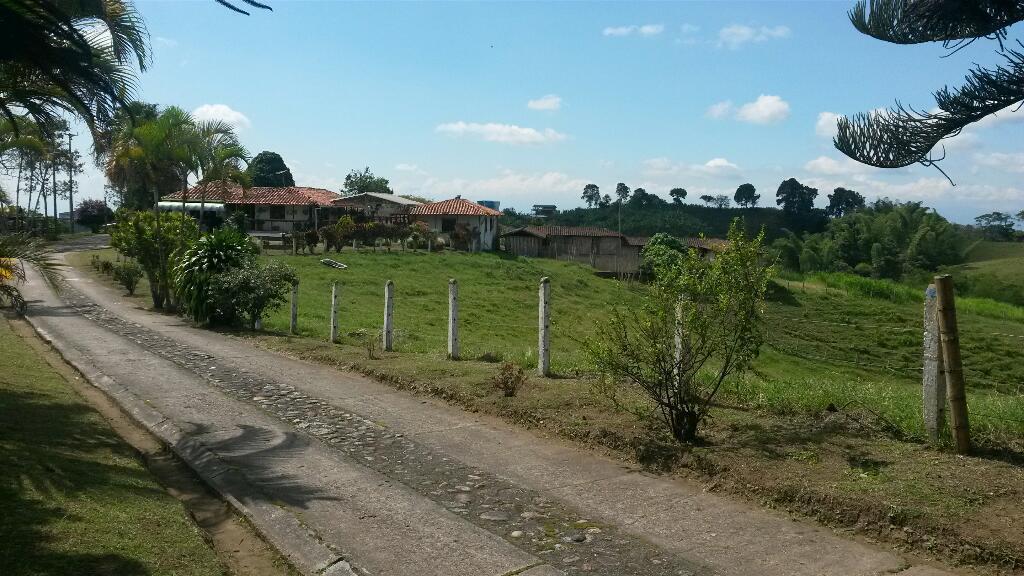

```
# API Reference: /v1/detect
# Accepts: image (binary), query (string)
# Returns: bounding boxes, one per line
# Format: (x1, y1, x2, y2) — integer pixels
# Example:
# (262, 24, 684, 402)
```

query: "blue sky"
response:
(61, 1, 1024, 222)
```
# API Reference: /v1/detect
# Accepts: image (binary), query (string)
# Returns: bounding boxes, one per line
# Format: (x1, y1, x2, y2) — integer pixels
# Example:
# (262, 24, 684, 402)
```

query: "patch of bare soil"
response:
(11, 318, 297, 576)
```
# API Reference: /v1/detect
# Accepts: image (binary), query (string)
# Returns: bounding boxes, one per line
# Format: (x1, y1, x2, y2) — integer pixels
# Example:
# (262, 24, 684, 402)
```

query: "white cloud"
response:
(191, 104, 251, 130)
(815, 111, 841, 139)
(410, 170, 588, 201)
(803, 155, 872, 176)
(154, 36, 178, 48)
(706, 100, 733, 119)
(680, 23, 700, 34)
(717, 24, 790, 50)
(602, 24, 664, 37)
(642, 157, 740, 179)
(735, 95, 790, 124)
(974, 104, 1024, 128)
(694, 157, 741, 177)
(436, 121, 567, 144)
(394, 163, 428, 176)
(974, 152, 1024, 173)
(527, 94, 562, 111)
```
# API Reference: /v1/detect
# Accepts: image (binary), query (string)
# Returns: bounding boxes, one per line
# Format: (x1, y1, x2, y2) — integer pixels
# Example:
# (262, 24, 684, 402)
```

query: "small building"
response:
(330, 192, 423, 222)
(161, 183, 339, 234)
(409, 196, 501, 251)
(500, 226, 644, 273)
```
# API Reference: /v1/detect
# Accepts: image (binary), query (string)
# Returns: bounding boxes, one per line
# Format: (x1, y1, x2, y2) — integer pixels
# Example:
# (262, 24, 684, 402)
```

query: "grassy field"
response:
(940, 240, 1024, 307)
(0, 316, 225, 576)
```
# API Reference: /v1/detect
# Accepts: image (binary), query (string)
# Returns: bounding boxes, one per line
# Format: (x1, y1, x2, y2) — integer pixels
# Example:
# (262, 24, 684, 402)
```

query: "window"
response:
(269, 206, 286, 220)
(441, 217, 457, 233)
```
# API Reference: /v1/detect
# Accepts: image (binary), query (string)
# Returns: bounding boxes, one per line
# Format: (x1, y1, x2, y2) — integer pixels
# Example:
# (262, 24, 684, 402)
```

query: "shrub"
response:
(174, 228, 258, 325)
(99, 259, 114, 275)
(585, 219, 771, 443)
(112, 262, 143, 295)
(493, 362, 527, 397)
(110, 211, 199, 310)
(209, 262, 297, 328)
(75, 199, 114, 233)
(90, 254, 101, 270)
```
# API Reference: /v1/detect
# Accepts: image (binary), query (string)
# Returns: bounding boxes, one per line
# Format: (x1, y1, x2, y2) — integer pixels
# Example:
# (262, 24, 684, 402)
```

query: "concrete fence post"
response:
(922, 284, 946, 443)
(290, 282, 299, 334)
(330, 282, 339, 344)
(254, 316, 261, 330)
(383, 280, 394, 352)
(934, 275, 970, 454)
(447, 279, 459, 360)
(538, 277, 550, 377)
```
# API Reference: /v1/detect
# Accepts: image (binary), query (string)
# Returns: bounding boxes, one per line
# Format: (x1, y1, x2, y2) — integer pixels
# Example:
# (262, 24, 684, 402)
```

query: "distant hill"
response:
(944, 240, 1024, 306)
(501, 204, 826, 240)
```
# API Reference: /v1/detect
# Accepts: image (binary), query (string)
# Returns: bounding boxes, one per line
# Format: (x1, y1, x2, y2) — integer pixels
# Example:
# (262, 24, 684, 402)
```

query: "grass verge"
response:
(0, 315, 225, 576)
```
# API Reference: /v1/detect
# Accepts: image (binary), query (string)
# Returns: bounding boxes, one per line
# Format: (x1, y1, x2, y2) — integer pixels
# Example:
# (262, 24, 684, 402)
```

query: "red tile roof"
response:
(163, 183, 340, 206)
(409, 197, 501, 216)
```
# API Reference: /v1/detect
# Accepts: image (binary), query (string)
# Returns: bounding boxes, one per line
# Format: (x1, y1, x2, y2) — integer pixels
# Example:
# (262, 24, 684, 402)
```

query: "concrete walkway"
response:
(19, 251, 957, 576)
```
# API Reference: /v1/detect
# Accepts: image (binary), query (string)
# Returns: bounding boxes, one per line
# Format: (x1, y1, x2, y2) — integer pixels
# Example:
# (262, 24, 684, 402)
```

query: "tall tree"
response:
(776, 178, 818, 215)
(734, 183, 759, 207)
(699, 194, 715, 206)
(343, 167, 392, 195)
(826, 187, 865, 218)
(669, 187, 687, 204)
(627, 188, 666, 209)
(615, 182, 630, 204)
(975, 211, 1016, 240)
(581, 183, 600, 207)
(834, 1, 1024, 180)
(598, 194, 611, 208)
(246, 151, 294, 187)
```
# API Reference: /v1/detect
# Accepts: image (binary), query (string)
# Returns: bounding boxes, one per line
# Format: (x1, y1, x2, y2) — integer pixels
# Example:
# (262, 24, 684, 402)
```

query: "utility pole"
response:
(67, 132, 75, 232)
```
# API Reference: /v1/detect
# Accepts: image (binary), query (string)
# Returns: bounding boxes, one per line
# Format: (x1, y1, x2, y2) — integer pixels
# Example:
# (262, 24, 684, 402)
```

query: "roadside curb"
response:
(23, 315, 358, 576)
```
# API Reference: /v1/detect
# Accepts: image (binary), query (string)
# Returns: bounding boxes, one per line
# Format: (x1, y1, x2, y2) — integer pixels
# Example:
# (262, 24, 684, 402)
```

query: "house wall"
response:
(333, 198, 411, 218)
(234, 204, 312, 232)
(415, 214, 497, 251)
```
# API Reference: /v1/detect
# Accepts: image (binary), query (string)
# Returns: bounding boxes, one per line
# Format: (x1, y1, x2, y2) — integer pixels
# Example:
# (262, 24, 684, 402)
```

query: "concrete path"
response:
(19, 249, 958, 576)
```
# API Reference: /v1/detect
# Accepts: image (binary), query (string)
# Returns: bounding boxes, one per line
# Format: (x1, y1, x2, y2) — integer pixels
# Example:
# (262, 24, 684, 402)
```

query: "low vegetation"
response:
(0, 318, 223, 575)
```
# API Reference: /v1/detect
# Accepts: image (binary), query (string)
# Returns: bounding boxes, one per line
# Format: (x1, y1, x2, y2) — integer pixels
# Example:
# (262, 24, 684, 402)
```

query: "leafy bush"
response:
(110, 211, 198, 309)
(493, 362, 527, 397)
(174, 228, 258, 325)
(112, 262, 143, 295)
(209, 262, 297, 328)
(75, 199, 114, 233)
(586, 220, 771, 442)
(90, 254, 101, 270)
(99, 260, 114, 275)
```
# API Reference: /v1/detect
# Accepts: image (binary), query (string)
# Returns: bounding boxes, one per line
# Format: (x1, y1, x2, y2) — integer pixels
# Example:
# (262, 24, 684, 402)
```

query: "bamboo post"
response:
(290, 282, 299, 334)
(934, 275, 970, 454)
(291, 234, 297, 256)
(447, 279, 459, 360)
(383, 280, 394, 352)
(537, 277, 550, 377)
(922, 284, 946, 443)
(330, 282, 339, 344)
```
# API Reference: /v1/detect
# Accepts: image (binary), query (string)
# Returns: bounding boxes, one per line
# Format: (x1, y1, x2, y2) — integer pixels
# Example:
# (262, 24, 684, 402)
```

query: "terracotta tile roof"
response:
(685, 237, 729, 252)
(502, 226, 624, 239)
(163, 183, 340, 206)
(626, 236, 649, 246)
(409, 197, 501, 216)
(332, 192, 423, 206)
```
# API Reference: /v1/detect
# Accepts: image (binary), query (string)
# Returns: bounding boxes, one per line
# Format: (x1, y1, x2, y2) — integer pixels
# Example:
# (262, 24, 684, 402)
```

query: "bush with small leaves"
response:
(90, 254, 101, 270)
(493, 361, 527, 397)
(112, 262, 143, 295)
(99, 260, 114, 275)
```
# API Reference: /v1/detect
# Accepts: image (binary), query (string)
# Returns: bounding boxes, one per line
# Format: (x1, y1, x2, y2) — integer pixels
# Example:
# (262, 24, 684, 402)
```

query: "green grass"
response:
(943, 240, 1024, 307)
(0, 318, 224, 576)
(261, 248, 645, 372)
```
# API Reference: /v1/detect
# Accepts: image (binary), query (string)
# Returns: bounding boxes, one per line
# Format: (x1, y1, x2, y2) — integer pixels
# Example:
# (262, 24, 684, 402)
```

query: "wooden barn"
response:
(500, 226, 646, 274)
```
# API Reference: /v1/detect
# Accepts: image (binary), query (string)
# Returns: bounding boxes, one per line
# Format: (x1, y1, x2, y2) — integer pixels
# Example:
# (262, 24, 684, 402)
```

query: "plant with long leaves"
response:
(0, 233, 62, 312)
(174, 228, 257, 325)
(835, 0, 1024, 181)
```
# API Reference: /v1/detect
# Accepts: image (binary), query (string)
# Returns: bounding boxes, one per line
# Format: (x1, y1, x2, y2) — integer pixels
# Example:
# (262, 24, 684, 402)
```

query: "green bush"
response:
(110, 211, 199, 310)
(99, 260, 114, 275)
(112, 262, 143, 295)
(209, 262, 297, 328)
(174, 228, 258, 325)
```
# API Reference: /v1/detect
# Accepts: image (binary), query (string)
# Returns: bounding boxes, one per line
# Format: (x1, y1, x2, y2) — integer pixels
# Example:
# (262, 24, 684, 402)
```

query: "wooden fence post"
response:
(290, 282, 299, 334)
(383, 280, 394, 352)
(538, 277, 550, 377)
(922, 284, 946, 443)
(330, 282, 339, 344)
(447, 279, 459, 360)
(934, 275, 970, 454)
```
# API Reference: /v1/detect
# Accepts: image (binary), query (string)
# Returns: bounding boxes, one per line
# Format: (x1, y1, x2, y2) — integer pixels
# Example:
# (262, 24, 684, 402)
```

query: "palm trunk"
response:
(52, 166, 58, 230)
(13, 157, 22, 231)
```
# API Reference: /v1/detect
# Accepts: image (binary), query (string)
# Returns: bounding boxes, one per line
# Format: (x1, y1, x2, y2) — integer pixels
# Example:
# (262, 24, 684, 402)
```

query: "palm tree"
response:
(0, 0, 148, 136)
(0, 233, 61, 313)
(193, 119, 249, 230)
